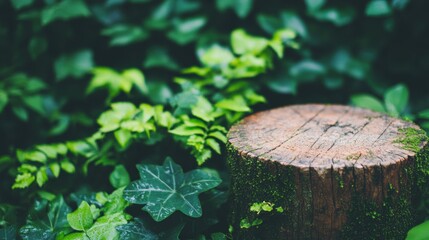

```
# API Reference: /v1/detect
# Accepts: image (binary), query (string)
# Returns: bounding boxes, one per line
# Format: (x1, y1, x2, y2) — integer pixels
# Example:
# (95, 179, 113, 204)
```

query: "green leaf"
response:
(0, 90, 8, 113)
(109, 165, 130, 188)
(41, 0, 91, 25)
(215, 96, 251, 112)
(114, 129, 132, 149)
(351, 94, 386, 113)
(304, 0, 325, 11)
(384, 84, 409, 116)
(102, 25, 148, 46)
(86, 212, 127, 240)
(62, 232, 89, 240)
(211, 232, 227, 240)
(199, 45, 234, 67)
(36, 168, 48, 187)
(169, 125, 205, 136)
(123, 158, 221, 221)
(289, 60, 326, 81)
(12, 106, 28, 121)
(143, 47, 179, 71)
(418, 109, 429, 119)
(12, 173, 35, 189)
(366, 0, 392, 16)
(406, 221, 429, 240)
(49, 162, 60, 178)
(116, 218, 158, 240)
(216, 0, 253, 18)
(234, 0, 253, 18)
(67, 201, 93, 231)
(28, 37, 47, 59)
(60, 161, 75, 173)
(55, 50, 94, 81)
(191, 97, 218, 122)
(231, 29, 268, 55)
(102, 188, 129, 215)
(206, 138, 221, 154)
(122, 69, 148, 94)
(20, 196, 71, 240)
(0, 226, 17, 240)
(11, 0, 33, 9)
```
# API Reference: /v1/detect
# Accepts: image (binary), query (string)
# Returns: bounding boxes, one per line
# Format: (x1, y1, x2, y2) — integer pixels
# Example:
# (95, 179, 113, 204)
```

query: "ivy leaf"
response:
(67, 201, 93, 231)
(123, 158, 221, 221)
(116, 218, 158, 240)
(20, 196, 71, 240)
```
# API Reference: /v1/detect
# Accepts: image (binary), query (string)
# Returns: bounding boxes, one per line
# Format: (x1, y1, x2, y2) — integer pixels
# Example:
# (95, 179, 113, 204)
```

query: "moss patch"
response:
(394, 127, 428, 152)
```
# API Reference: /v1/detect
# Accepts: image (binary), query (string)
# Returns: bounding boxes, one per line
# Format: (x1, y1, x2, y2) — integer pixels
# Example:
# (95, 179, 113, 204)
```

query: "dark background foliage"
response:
(1, 0, 429, 239)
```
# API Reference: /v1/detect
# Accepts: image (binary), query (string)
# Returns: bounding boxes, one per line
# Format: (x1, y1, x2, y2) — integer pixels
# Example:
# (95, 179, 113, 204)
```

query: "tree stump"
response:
(227, 104, 429, 240)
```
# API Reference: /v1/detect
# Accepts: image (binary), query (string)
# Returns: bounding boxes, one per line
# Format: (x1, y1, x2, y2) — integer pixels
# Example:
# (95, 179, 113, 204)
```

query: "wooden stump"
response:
(227, 104, 429, 240)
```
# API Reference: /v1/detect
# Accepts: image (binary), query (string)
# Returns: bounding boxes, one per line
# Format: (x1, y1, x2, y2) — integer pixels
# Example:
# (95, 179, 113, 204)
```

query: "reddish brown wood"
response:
(227, 104, 426, 240)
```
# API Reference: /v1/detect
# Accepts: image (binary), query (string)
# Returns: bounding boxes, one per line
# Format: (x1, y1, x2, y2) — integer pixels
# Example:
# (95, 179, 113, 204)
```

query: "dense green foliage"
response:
(1, 0, 429, 239)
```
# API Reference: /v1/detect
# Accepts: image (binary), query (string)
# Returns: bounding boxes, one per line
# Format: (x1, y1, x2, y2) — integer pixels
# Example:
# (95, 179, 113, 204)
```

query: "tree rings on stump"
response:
(227, 104, 428, 240)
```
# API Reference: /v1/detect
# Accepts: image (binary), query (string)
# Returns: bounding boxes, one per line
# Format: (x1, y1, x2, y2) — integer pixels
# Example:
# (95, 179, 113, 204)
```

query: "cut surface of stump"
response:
(227, 104, 428, 240)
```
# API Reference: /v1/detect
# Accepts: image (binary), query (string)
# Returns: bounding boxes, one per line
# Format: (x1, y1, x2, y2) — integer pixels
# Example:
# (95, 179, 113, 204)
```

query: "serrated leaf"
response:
(67, 201, 93, 231)
(351, 94, 385, 113)
(12, 173, 35, 189)
(123, 158, 221, 221)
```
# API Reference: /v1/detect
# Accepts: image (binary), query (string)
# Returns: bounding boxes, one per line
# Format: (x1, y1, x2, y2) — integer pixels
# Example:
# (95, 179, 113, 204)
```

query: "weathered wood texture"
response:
(227, 104, 428, 240)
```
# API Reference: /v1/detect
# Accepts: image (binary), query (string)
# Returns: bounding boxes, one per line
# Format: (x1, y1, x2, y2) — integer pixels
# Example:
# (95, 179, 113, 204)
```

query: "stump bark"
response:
(227, 104, 429, 240)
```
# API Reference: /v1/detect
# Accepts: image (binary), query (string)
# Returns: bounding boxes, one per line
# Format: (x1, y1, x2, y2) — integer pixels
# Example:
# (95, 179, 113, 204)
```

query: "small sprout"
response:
(228, 225, 233, 233)
(250, 201, 274, 214)
(276, 207, 284, 213)
(240, 218, 263, 229)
